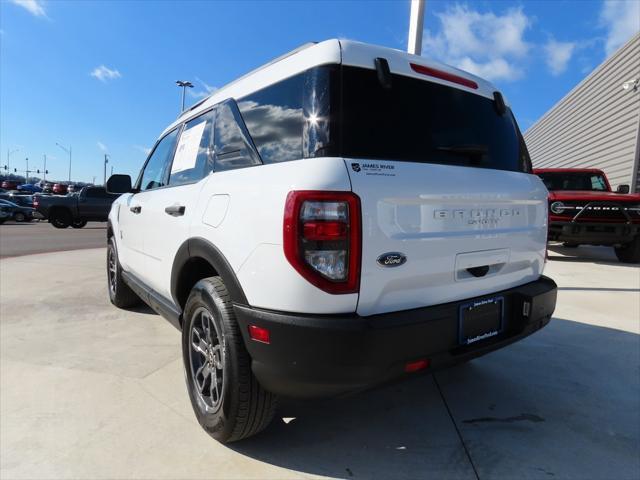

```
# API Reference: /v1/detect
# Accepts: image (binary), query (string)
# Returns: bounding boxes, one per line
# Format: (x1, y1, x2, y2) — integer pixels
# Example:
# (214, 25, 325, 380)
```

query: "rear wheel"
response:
(615, 236, 640, 263)
(50, 210, 71, 228)
(107, 237, 140, 307)
(72, 219, 87, 228)
(13, 212, 25, 222)
(182, 277, 277, 443)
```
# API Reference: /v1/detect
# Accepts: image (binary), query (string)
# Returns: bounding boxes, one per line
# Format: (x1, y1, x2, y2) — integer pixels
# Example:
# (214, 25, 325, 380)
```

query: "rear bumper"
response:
(234, 276, 557, 398)
(549, 221, 639, 244)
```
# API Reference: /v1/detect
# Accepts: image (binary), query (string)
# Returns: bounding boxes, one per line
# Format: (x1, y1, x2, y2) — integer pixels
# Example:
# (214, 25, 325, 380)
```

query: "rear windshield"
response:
(234, 64, 531, 172)
(338, 66, 529, 172)
(537, 171, 609, 191)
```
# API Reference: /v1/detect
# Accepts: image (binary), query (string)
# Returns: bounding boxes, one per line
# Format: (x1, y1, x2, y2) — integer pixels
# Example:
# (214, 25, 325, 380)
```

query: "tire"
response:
(50, 209, 71, 228)
(107, 237, 140, 308)
(72, 219, 88, 228)
(182, 277, 277, 443)
(562, 242, 579, 248)
(615, 236, 640, 263)
(13, 212, 25, 222)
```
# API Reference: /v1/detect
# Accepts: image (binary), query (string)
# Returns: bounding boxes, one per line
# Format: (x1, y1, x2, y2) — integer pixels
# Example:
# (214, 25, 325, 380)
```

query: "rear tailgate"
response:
(347, 160, 548, 316)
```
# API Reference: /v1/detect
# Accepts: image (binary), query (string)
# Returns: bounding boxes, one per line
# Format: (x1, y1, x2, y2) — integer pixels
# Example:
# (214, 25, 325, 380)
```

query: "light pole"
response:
(56, 142, 72, 182)
(176, 80, 194, 112)
(24, 157, 31, 184)
(103, 154, 110, 185)
(408, 0, 426, 55)
(5, 148, 19, 174)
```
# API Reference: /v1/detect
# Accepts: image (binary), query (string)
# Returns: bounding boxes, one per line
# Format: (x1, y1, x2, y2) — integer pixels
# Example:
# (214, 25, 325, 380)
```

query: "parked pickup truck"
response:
(534, 168, 640, 263)
(34, 186, 120, 228)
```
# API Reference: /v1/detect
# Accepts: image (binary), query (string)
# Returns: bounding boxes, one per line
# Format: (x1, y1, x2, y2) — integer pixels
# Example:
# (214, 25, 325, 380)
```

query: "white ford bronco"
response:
(106, 40, 557, 443)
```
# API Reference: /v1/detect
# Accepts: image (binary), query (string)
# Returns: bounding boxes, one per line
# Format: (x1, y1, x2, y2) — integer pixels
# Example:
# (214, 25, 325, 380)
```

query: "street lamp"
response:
(56, 142, 72, 182)
(103, 154, 110, 185)
(176, 80, 194, 112)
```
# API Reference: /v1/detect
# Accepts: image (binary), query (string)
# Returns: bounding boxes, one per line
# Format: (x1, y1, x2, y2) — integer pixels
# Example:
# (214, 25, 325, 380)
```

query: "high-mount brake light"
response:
(283, 191, 361, 294)
(409, 63, 478, 90)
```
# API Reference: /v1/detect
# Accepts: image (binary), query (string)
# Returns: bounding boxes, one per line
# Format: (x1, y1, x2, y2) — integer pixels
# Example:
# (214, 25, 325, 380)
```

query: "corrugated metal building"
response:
(524, 33, 640, 192)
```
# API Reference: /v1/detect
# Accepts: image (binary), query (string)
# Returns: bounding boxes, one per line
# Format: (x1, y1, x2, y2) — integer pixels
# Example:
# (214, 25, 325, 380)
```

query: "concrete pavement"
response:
(1, 245, 638, 479)
(0, 221, 106, 258)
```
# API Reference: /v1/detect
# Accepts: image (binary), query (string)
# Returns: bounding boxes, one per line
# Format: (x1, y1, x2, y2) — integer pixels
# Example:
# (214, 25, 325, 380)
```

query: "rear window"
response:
(537, 171, 609, 191)
(339, 66, 528, 172)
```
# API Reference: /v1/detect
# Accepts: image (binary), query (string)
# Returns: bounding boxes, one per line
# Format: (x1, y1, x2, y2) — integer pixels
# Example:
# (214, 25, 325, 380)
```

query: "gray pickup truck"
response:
(34, 186, 120, 228)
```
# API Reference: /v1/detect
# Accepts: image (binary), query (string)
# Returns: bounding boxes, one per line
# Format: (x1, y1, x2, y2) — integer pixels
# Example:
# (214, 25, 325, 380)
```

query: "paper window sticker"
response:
(171, 121, 207, 174)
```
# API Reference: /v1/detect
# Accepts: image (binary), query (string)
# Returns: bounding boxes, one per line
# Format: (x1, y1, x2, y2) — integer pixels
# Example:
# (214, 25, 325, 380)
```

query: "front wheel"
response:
(182, 277, 277, 443)
(107, 238, 140, 307)
(615, 236, 640, 263)
(72, 219, 87, 228)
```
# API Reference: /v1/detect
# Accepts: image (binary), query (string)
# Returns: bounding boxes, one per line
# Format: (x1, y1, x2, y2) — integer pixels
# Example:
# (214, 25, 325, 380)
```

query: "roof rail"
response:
(177, 41, 318, 119)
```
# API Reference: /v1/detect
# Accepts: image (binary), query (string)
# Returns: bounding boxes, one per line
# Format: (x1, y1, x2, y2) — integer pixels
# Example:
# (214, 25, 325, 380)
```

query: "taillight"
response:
(283, 191, 361, 294)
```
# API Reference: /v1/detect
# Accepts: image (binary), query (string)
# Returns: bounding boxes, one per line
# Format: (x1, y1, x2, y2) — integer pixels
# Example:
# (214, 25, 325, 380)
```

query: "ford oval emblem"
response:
(377, 252, 407, 267)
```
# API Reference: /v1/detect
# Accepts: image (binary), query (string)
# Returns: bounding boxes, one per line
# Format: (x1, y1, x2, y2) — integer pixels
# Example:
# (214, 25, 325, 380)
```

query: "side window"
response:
(237, 73, 304, 163)
(85, 188, 104, 198)
(213, 101, 261, 171)
(591, 175, 606, 191)
(169, 110, 214, 186)
(138, 129, 180, 191)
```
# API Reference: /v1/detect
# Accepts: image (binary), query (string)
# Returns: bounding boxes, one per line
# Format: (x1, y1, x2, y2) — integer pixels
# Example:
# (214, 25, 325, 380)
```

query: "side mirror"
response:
(106, 174, 132, 194)
(617, 184, 630, 194)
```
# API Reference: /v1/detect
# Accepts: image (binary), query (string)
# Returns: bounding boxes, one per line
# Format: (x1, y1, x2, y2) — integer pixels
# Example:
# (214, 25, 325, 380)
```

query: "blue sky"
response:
(1, 0, 638, 184)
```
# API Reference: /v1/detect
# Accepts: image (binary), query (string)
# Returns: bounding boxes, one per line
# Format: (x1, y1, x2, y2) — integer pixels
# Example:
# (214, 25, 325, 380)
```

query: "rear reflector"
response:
(405, 359, 430, 373)
(409, 63, 478, 90)
(248, 325, 270, 344)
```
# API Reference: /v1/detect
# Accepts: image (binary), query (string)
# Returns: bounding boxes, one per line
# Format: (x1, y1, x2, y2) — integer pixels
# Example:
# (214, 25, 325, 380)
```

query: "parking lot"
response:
(0, 221, 106, 258)
(0, 244, 638, 479)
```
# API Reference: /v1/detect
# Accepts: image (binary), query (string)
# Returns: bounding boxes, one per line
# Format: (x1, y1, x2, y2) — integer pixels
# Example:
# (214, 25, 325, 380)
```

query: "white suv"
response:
(106, 39, 557, 443)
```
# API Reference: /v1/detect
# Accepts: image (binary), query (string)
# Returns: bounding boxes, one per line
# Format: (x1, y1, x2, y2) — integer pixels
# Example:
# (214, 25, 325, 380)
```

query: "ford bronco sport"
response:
(106, 40, 557, 442)
(535, 168, 640, 263)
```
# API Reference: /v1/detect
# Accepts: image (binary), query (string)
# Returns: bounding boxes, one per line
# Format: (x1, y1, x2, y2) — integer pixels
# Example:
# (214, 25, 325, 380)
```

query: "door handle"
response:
(165, 205, 185, 217)
(130, 205, 141, 214)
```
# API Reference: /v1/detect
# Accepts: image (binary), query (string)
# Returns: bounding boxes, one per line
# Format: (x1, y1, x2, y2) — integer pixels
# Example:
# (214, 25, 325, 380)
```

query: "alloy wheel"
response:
(107, 245, 117, 295)
(189, 307, 225, 411)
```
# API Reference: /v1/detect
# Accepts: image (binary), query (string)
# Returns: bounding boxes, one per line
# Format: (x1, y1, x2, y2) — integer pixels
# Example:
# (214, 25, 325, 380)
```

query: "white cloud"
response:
(90, 65, 121, 83)
(97, 141, 108, 152)
(600, 0, 640, 55)
(11, 0, 46, 17)
(457, 57, 524, 82)
(133, 145, 151, 155)
(544, 38, 576, 76)
(188, 77, 218, 99)
(422, 4, 532, 82)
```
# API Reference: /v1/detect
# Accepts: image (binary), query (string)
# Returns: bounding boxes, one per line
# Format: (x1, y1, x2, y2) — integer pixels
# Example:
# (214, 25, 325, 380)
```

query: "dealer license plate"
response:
(459, 296, 504, 345)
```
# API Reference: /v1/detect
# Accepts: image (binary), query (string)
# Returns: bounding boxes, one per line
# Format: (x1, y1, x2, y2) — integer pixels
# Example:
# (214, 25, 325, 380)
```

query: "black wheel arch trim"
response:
(171, 237, 249, 309)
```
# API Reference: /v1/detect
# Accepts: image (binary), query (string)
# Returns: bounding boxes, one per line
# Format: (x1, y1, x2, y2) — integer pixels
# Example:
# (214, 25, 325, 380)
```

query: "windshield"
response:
(337, 66, 530, 172)
(537, 172, 608, 191)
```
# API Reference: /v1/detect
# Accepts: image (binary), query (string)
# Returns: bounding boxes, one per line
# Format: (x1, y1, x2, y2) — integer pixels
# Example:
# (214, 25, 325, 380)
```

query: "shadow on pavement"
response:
(548, 244, 638, 267)
(231, 318, 639, 479)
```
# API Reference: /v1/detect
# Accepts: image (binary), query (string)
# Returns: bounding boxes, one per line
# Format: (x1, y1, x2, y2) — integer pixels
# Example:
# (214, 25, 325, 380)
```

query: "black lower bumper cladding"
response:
(234, 276, 557, 398)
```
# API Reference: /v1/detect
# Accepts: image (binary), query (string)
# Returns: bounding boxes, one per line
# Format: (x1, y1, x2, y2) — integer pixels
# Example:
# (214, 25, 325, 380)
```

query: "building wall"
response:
(524, 33, 640, 192)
